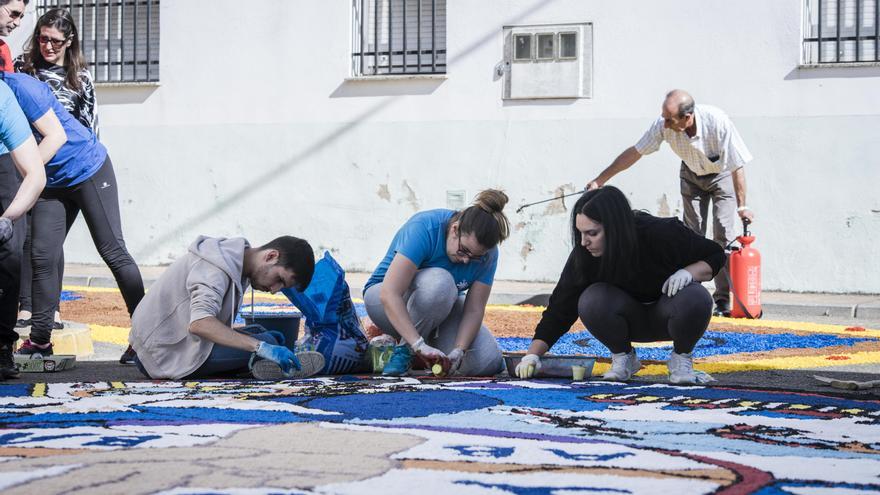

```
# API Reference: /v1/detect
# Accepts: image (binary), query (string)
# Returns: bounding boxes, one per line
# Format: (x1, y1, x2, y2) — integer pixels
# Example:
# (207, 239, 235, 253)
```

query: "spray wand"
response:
(515, 189, 586, 214)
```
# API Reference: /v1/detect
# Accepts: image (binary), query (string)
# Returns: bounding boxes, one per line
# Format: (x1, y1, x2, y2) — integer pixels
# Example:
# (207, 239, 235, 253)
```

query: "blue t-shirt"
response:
(0, 73, 106, 188)
(0, 82, 32, 152)
(364, 209, 499, 293)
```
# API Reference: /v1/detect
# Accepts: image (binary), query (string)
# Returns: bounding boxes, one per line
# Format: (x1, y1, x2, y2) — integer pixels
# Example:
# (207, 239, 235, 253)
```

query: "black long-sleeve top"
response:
(533, 213, 725, 348)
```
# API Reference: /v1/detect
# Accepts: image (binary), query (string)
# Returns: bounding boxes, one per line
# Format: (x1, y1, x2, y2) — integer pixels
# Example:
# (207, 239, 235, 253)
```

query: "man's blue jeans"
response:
(135, 324, 283, 379)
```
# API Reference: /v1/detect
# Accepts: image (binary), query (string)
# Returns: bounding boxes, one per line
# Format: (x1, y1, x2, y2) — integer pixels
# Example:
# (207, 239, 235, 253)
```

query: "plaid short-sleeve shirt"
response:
(634, 104, 753, 176)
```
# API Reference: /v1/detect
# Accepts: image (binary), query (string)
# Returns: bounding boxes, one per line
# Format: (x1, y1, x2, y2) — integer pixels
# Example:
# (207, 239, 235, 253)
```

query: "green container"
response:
(370, 345, 395, 374)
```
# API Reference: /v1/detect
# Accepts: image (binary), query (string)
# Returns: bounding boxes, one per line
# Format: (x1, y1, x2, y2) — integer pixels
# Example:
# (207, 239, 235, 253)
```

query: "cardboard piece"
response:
(14, 354, 77, 373)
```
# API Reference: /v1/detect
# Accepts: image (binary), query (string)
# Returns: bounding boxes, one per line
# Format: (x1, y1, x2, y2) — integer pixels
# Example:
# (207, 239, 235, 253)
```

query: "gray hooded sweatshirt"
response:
(129, 236, 250, 379)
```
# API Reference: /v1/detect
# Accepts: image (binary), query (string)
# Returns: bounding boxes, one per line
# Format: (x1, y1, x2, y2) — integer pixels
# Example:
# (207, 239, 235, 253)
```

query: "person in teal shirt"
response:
(364, 189, 510, 376)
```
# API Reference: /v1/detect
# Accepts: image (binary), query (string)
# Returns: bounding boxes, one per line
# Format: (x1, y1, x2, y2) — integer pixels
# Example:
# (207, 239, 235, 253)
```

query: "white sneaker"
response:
(602, 350, 641, 381)
(668, 352, 697, 384)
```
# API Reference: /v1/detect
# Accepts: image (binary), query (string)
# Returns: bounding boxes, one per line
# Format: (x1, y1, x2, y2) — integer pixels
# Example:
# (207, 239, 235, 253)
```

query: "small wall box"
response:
(502, 22, 593, 100)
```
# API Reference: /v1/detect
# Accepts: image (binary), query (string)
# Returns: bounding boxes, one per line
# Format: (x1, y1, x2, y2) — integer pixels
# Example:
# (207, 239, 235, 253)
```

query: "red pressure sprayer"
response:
(729, 218, 762, 318)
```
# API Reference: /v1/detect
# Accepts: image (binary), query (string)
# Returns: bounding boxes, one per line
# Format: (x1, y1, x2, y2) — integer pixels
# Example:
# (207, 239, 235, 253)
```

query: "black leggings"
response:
(29, 156, 144, 343)
(0, 154, 26, 345)
(578, 282, 712, 354)
(18, 212, 63, 314)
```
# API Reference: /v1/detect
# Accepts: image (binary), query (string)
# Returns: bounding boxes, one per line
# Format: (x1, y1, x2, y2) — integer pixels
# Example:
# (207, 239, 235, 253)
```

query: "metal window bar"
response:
(37, 1, 160, 82)
(803, 0, 879, 63)
(352, 0, 446, 75)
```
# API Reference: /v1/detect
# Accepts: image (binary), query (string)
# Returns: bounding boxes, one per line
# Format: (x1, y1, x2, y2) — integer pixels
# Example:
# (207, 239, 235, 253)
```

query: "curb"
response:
(64, 275, 880, 321)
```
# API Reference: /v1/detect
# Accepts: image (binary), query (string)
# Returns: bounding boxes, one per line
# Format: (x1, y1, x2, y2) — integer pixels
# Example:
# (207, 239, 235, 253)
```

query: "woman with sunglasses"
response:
(13, 8, 99, 338)
(0, 69, 144, 358)
(16, 8, 97, 131)
(515, 186, 725, 384)
(364, 189, 510, 377)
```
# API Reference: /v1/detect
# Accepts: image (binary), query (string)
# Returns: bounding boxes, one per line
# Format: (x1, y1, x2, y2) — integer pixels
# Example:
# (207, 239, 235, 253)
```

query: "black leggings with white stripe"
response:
(578, 282, 712, 355)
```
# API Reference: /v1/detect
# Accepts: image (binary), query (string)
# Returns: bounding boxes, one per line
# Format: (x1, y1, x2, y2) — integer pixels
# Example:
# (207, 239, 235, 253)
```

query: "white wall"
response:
(14, 0, 880, 293)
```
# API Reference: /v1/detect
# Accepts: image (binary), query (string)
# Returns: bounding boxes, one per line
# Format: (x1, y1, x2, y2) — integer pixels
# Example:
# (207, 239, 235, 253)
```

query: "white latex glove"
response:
(515, 354, 542, 379)
(448, 347, 465, 374)
(662, 268, 693, 298)
(412, 337, 450, 368)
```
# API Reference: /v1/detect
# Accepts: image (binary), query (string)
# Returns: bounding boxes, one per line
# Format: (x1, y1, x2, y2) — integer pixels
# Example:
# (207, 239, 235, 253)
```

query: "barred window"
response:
(352, 0, 446, 76)
(803, 0, 879, 63)
(36, 0, 160, 83)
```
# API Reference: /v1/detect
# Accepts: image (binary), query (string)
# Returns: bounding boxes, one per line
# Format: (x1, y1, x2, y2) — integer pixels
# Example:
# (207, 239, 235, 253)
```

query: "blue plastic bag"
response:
(282, 252, 368, 374)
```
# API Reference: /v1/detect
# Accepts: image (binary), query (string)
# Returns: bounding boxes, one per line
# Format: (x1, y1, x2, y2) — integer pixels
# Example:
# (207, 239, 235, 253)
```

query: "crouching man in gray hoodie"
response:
(129, 235, 320, 380)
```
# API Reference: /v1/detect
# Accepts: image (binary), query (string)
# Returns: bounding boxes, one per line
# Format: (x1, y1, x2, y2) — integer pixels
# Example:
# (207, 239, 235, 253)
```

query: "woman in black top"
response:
(13, 8, 98, 335)
(515, 186, 725, 383)
(15, 8, 98, 131)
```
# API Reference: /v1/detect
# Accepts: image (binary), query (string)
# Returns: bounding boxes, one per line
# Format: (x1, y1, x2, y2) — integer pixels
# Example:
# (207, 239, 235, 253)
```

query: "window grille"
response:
(352, 0, 446, 75)
(36, 0, 160, 82)
(803, 0, 879, 63)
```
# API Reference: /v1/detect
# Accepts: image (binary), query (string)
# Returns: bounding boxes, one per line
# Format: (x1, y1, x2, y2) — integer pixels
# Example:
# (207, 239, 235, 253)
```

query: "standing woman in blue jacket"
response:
(0, 71, 144, 356)
(14, 8, 99, 334)
(516, 186, 724, 384)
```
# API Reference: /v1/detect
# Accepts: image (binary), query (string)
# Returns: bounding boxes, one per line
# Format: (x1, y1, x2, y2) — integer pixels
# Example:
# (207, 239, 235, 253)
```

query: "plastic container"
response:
(503, 352, 596, 378)
(368, 335, 397, 373)
(241, 308, 302, 352)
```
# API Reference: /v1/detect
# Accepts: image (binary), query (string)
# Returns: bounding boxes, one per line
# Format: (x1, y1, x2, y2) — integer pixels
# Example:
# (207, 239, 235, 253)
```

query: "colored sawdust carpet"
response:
(63, 286, 880, 375)
(0, 377, 878, 494)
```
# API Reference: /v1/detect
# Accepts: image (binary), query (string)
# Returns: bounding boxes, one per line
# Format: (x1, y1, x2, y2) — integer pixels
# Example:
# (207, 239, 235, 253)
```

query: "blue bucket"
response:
(241, 309, 302, 352)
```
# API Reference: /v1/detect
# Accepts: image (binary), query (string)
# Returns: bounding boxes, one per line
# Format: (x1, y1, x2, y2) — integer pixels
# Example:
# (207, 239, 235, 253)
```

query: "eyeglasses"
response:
(456, 229, 486, 262)
(2, 5, 24, 21)
(38, 35, 68, 49)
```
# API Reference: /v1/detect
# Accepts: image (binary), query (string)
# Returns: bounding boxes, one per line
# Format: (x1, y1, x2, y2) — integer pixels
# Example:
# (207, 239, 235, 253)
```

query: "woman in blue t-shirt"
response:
(363, 189, 510, 377)
(0, 72, 144, 356)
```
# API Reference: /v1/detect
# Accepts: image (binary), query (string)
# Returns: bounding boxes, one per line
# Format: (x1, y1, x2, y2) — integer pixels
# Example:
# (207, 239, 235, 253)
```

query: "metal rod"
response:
(373, 0, 378, 74)
(120, 0, 125, 80)
(856, 0, 861, 60)
(431, 0, 436, 72)
(146, 0, 152, 80)
(402, 0, 406, 72)
(359, 0, 365, 74)
(417, 0, 421, 72)
(93, 0, 98, 80)
(106, 0, 112, 81)
(836, 0, 841, 62)
(387, 0, 392, 73)
(515, 190, 585, 214)
(133, 0, 138, 80)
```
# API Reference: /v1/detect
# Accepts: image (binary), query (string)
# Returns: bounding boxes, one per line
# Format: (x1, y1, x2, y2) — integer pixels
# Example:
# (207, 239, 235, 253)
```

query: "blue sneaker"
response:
(382, 344, 413, 376)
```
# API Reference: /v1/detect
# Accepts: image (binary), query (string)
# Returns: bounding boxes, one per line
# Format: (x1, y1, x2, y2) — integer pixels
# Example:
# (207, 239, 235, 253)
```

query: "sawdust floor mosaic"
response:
(59, 287, 880, 376)
(1, 377, 879, 494)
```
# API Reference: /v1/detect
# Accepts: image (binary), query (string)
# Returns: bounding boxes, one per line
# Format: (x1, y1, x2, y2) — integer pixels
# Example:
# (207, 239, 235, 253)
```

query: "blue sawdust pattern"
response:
(60, 290, 83, 302)
(497, 330, 877, 359)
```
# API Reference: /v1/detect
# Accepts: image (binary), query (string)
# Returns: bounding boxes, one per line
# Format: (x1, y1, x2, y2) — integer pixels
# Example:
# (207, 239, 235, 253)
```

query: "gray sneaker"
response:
(668, 352, 697, 384)
(250, 351, 325, 380)
(602, 349, 641, 381)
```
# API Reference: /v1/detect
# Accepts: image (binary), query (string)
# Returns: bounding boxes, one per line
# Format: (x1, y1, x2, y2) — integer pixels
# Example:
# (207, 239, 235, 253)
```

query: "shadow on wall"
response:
(135, 0, 562, 260)
(95, 84, 160, 105)
(784, 65, 880, 80)
(330, 78, 445, 98)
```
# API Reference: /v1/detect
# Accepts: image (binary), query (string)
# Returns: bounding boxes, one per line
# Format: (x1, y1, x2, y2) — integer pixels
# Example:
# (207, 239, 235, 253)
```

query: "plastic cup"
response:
(571, 365, 586, 381)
